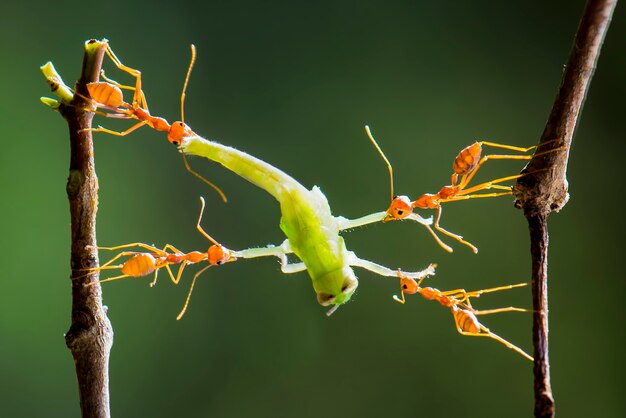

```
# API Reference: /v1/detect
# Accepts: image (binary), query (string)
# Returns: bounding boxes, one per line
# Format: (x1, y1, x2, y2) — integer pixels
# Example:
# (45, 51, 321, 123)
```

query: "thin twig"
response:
(513, 1, 616, 417)
(44, 39, 113, 418)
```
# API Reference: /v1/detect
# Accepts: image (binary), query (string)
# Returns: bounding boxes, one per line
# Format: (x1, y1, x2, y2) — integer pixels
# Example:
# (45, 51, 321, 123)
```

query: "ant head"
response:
(208, 244, 232, 266)
(384, 195, 413, 221)
(168, 121, 193, 145)
(399, 275, 419, 295)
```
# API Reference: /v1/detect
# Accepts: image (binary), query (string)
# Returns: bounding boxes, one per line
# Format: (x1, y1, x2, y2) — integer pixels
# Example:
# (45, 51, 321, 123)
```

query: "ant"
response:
(393, 271, 533, 361)
(365, 125, 537, 253)
(82, 41, 227, 202)
(86, 197, 236, 320)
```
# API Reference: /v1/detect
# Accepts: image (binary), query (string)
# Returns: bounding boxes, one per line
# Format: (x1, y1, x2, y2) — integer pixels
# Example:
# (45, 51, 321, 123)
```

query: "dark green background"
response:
(2, 1, 624, 417)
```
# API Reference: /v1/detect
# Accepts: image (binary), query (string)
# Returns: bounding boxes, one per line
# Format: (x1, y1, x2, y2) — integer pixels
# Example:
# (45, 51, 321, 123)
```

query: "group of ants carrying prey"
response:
(42, 40, 563, 362)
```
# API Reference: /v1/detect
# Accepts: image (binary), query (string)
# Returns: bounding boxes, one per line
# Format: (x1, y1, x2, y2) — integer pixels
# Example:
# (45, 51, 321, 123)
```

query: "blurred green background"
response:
(2, 1, 624, 417)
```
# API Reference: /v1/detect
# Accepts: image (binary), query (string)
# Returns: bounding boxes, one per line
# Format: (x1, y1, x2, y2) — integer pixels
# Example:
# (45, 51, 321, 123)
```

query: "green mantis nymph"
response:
(179, 134, 436, 315)
(41, 41, 436, 315)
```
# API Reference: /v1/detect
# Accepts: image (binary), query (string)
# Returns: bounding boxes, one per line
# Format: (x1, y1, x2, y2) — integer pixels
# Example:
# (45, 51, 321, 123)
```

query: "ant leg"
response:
(83, 107, 131, 119)
(459, 154, 531, 189)
(148, 268, 160, 287)
(162, 243, 184, 255)
(186, 158, 228, 204)
(99, 70, 135, 93)
(89, 120, 149, 137)
(440, 191, 513, 205)
(472, 307, 529, 315)
(479, 141, 537, 153)
(91, 242, 166, 254)
(405, 213, 454, 253)
(95, 72, 149, 112)
(461, 282, 528, 299)
(460, 325, 533, 361)
(170, 261, 190, 286)
(96, 273, 133, 284)
(451, 307, 533, 360)
(392, 291, 407, 304)
(454, 174, 522, 197)
(443, 283, 528, 308)
(93, 251, 142, 271)
(79, 250, 149, 281)
(158, 245, 193, 286)
(431, 206, 478, 254)
(103, 44, 145, 107)
(80, 249, 160, 282)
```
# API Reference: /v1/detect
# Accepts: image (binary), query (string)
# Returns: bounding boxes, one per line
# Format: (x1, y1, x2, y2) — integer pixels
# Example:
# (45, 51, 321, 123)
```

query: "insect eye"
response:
(317, 293, 336, 305)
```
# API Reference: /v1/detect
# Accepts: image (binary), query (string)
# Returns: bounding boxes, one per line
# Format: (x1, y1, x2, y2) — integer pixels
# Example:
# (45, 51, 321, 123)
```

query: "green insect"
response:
(42, 41, 436, 315)
(178, 133, 436, 315)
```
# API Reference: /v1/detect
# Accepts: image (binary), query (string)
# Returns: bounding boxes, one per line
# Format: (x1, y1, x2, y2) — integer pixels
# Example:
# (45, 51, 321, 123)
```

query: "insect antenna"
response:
(180, 44, 197, 126)
(195, 197, 222, 246)
(177, 45, 228, 203)
(365, 125, 395, 201)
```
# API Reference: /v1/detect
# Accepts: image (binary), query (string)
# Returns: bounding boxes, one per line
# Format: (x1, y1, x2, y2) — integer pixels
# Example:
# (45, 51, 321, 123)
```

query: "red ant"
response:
(365, 125, 537, 253)
(82, 41, 226, 202)
(86, 197, 236, 319)
(394, 271, 533, 361)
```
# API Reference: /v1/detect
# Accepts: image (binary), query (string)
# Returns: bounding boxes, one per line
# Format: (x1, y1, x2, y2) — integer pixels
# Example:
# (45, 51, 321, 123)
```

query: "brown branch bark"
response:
(513, 1, 616, 417)
(57, 39, 113, 418)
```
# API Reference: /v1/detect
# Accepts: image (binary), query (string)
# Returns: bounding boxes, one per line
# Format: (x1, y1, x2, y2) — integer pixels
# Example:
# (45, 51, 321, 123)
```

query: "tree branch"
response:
(513, 1, 616, 417)
(43, 39, 113, 418)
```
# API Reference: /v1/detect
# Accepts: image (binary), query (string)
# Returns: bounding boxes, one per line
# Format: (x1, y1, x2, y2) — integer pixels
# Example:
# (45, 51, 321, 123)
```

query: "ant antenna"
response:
(196, 197, 221, 246)
(183, 154, 228, 203)
(365, 125, 394, 201)
(177, 46, 228, 204)
(181, 44, 197, 125)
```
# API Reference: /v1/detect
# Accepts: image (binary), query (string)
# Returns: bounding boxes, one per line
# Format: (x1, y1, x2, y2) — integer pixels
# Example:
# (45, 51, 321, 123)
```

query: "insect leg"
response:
(459, 324, 534, 361)
(235, 240, 305, 274)
(335, 212, 387, 230)
(405, 213, 454, 253)
(102, 43, 146, 108)
(346, 251, 436, 280)
(430, 206, 478, 253)
(90, 120, 150, 137)
(459, 154, 530, 189)
(89, 242, 165, 253)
